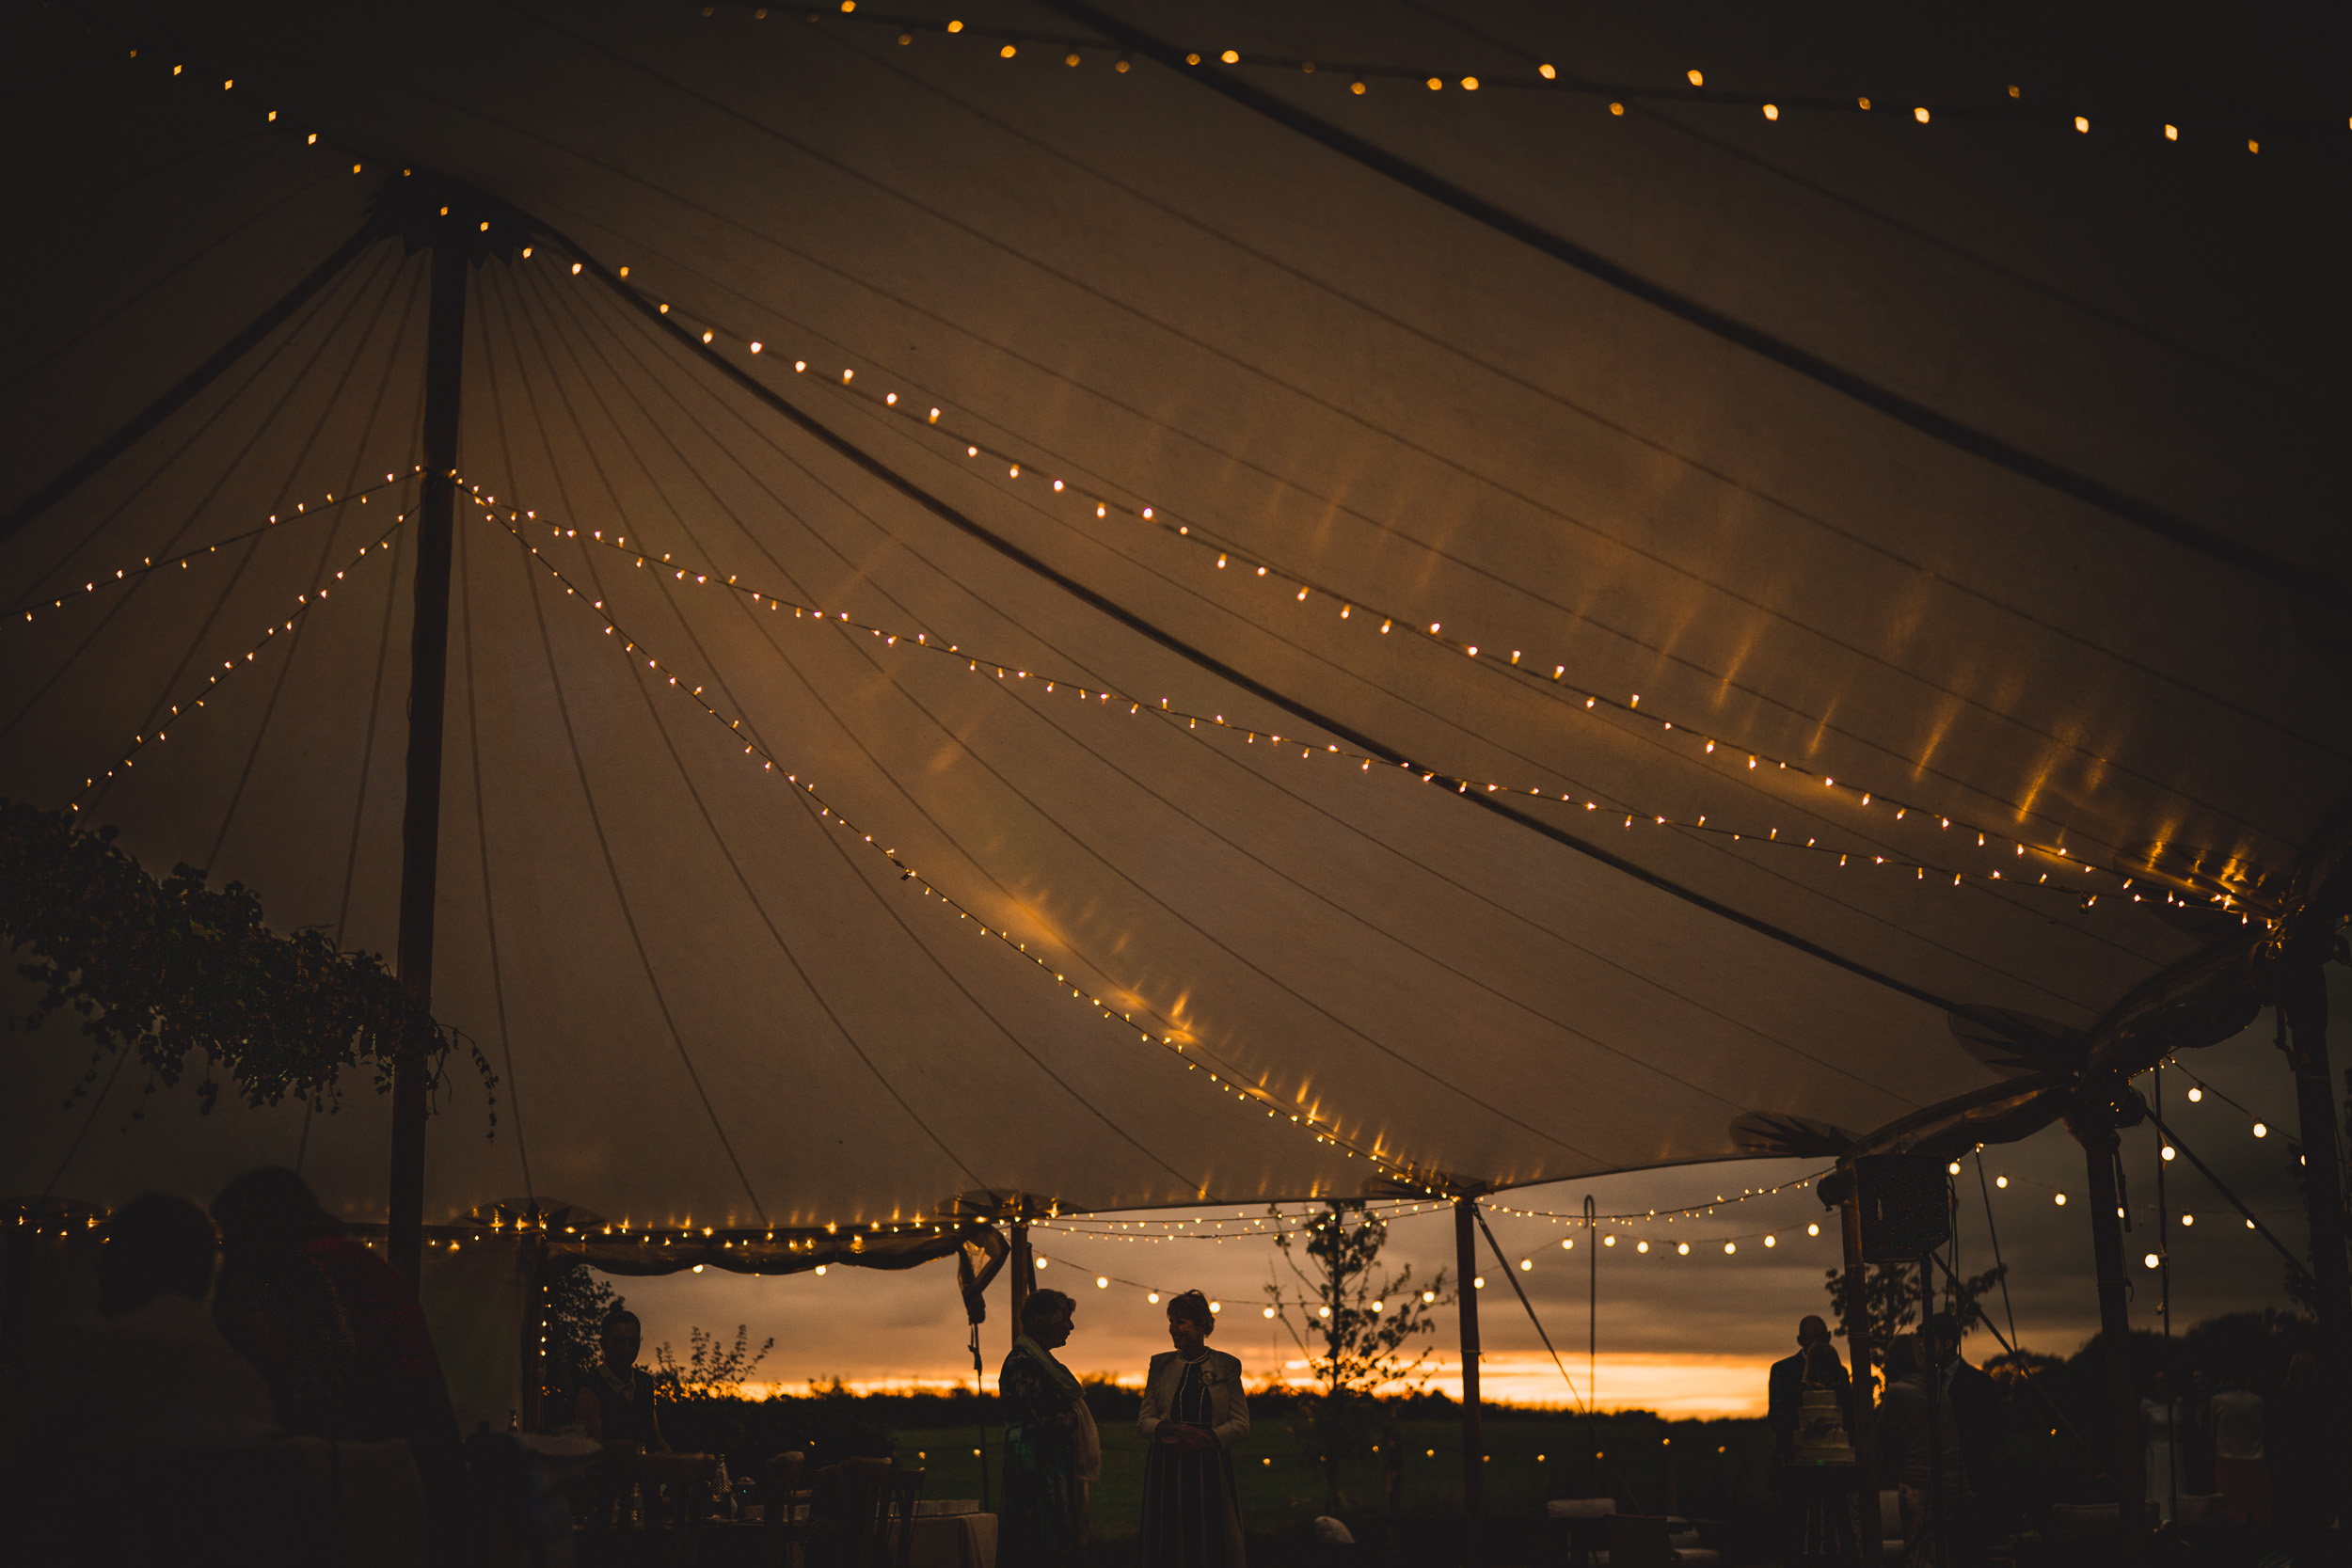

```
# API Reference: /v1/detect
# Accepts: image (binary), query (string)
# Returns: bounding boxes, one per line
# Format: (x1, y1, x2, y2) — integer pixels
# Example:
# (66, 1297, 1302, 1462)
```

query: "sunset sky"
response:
(612, 996, 2325, 1419)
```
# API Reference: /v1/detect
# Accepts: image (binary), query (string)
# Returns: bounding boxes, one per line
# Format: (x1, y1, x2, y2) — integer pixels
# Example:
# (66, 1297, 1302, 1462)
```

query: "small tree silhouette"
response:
(1822, 1259, 2009, 1387)
(652, 1323, 775, 1400)
(543, 1263, 623, 1402)
(1264, 1200, 1453, 1510)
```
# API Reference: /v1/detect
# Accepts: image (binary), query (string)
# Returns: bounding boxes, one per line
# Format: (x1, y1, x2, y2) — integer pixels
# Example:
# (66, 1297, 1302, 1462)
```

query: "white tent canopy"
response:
(5, 0, 2344, 1236)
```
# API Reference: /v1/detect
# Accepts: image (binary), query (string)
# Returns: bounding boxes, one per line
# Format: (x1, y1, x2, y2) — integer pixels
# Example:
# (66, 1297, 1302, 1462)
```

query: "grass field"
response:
(886, 1407, 1775, 1560)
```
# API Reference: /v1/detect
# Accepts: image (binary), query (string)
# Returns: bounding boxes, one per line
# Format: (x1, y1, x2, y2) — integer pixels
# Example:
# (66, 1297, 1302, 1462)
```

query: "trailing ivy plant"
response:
(1, 799, 494, 1122)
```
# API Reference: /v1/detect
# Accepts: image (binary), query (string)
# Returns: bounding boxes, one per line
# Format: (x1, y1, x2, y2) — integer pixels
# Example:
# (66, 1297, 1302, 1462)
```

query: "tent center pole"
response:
(1454, 1196, 1482, 1568)
(2076, 1112, 2150, 1566)
(390, 226, 468, 1287)
(2280, 970, 2351, 1445)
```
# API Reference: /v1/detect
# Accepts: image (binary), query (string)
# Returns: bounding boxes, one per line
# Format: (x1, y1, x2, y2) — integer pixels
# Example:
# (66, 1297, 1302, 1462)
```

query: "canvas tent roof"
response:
(5, 0, 2346, 1238)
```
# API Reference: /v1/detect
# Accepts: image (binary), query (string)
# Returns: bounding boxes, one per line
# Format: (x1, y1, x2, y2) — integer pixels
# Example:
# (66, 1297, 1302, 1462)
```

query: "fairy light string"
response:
(12, 471, 414, 626)
(63, 508, 413, 811)
(98, 37, 2273, 913)
(465, 477, 2207, 915)
(747, 3, 2309, 153)
(467, 487, 1457, 1195)
(564, 265, 2264, 915)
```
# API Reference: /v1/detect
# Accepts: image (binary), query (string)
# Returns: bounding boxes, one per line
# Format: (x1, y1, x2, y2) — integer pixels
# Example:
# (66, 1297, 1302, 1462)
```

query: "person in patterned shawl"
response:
(999, 1287, 1097, 1567)
(1138, 1291, 1248, 1568)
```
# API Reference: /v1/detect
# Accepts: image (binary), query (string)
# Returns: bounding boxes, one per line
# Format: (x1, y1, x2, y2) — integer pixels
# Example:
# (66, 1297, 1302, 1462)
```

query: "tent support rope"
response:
(0, 225, 378, 546)
(1028, 0, 2312, 595)
(553, 228, 2037, 1042)
(2139, 1108, 2312, 1281)
(1470, 1202, 1645, 1513)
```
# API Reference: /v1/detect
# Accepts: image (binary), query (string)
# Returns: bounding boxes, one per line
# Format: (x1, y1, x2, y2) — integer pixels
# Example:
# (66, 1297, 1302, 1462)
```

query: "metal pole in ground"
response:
(1454, 1195, 1483, 1568)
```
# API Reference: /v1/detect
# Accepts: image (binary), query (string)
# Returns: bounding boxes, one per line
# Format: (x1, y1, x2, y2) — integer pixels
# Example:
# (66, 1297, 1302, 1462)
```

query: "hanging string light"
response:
(9, 471, 413, 626)
(468, 489, 1454, 1196)
(770, 4, 2294, 154)
(566, 261, 2265, 915)
(65, 515, 412, 809)
(1486, 1170, 1828, 1225)
(470, 478, 2187, 914)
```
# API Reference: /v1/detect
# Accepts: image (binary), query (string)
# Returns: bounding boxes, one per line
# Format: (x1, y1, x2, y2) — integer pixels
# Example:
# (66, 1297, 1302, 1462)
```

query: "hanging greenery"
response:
(1, 799, 494, 1122)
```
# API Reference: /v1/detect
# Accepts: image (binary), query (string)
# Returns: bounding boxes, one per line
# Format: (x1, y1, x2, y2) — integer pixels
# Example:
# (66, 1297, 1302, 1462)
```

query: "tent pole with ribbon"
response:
(389, 199, 468, 1288)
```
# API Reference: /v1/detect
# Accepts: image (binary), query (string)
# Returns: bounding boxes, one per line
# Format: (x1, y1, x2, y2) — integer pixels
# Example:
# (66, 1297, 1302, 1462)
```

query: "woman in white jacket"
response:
(1138, 1291, 1249, 1567)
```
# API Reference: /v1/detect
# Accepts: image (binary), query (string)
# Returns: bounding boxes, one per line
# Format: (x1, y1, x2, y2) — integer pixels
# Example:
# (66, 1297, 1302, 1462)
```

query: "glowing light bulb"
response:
(1763, 103, 1779, 119)
(1686, 69, 1703, 86)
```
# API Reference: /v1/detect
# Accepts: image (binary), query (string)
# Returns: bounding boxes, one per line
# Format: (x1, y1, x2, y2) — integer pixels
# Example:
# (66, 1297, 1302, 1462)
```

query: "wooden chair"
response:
(809, 1459, 925, 1568)
(1604, 1513, 1677, 1568)
(760, 1451, 812, 1567)
(576, 1450, 715, 1568)
(572, 1447, 641, 1568)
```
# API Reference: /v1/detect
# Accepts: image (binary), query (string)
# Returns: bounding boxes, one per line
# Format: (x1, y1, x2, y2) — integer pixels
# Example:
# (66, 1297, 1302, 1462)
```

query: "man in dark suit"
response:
(1770, 1314, 1852, 1562)
(1929, 1311, 1998, 1567)
(1769, 1314, 1851, 1461)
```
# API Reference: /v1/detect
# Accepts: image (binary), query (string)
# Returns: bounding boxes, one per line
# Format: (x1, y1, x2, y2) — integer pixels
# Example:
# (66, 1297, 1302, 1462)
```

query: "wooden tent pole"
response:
(2280, 971, 2350, 1410)
(2077, 1118, 2150, 1567)
(1836, 1165, 1879, 1513)
(1454, 1196, 1482, 1568)
(389, 226, 468, 1287)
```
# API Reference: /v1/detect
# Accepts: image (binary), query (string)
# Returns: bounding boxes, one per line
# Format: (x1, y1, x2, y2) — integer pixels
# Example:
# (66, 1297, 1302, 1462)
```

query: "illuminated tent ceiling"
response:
(5, 0, 2345, 1236)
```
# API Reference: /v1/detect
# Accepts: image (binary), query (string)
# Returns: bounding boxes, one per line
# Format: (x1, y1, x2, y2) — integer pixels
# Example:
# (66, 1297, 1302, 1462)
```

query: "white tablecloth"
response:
(900, 1510, 995, 1568)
